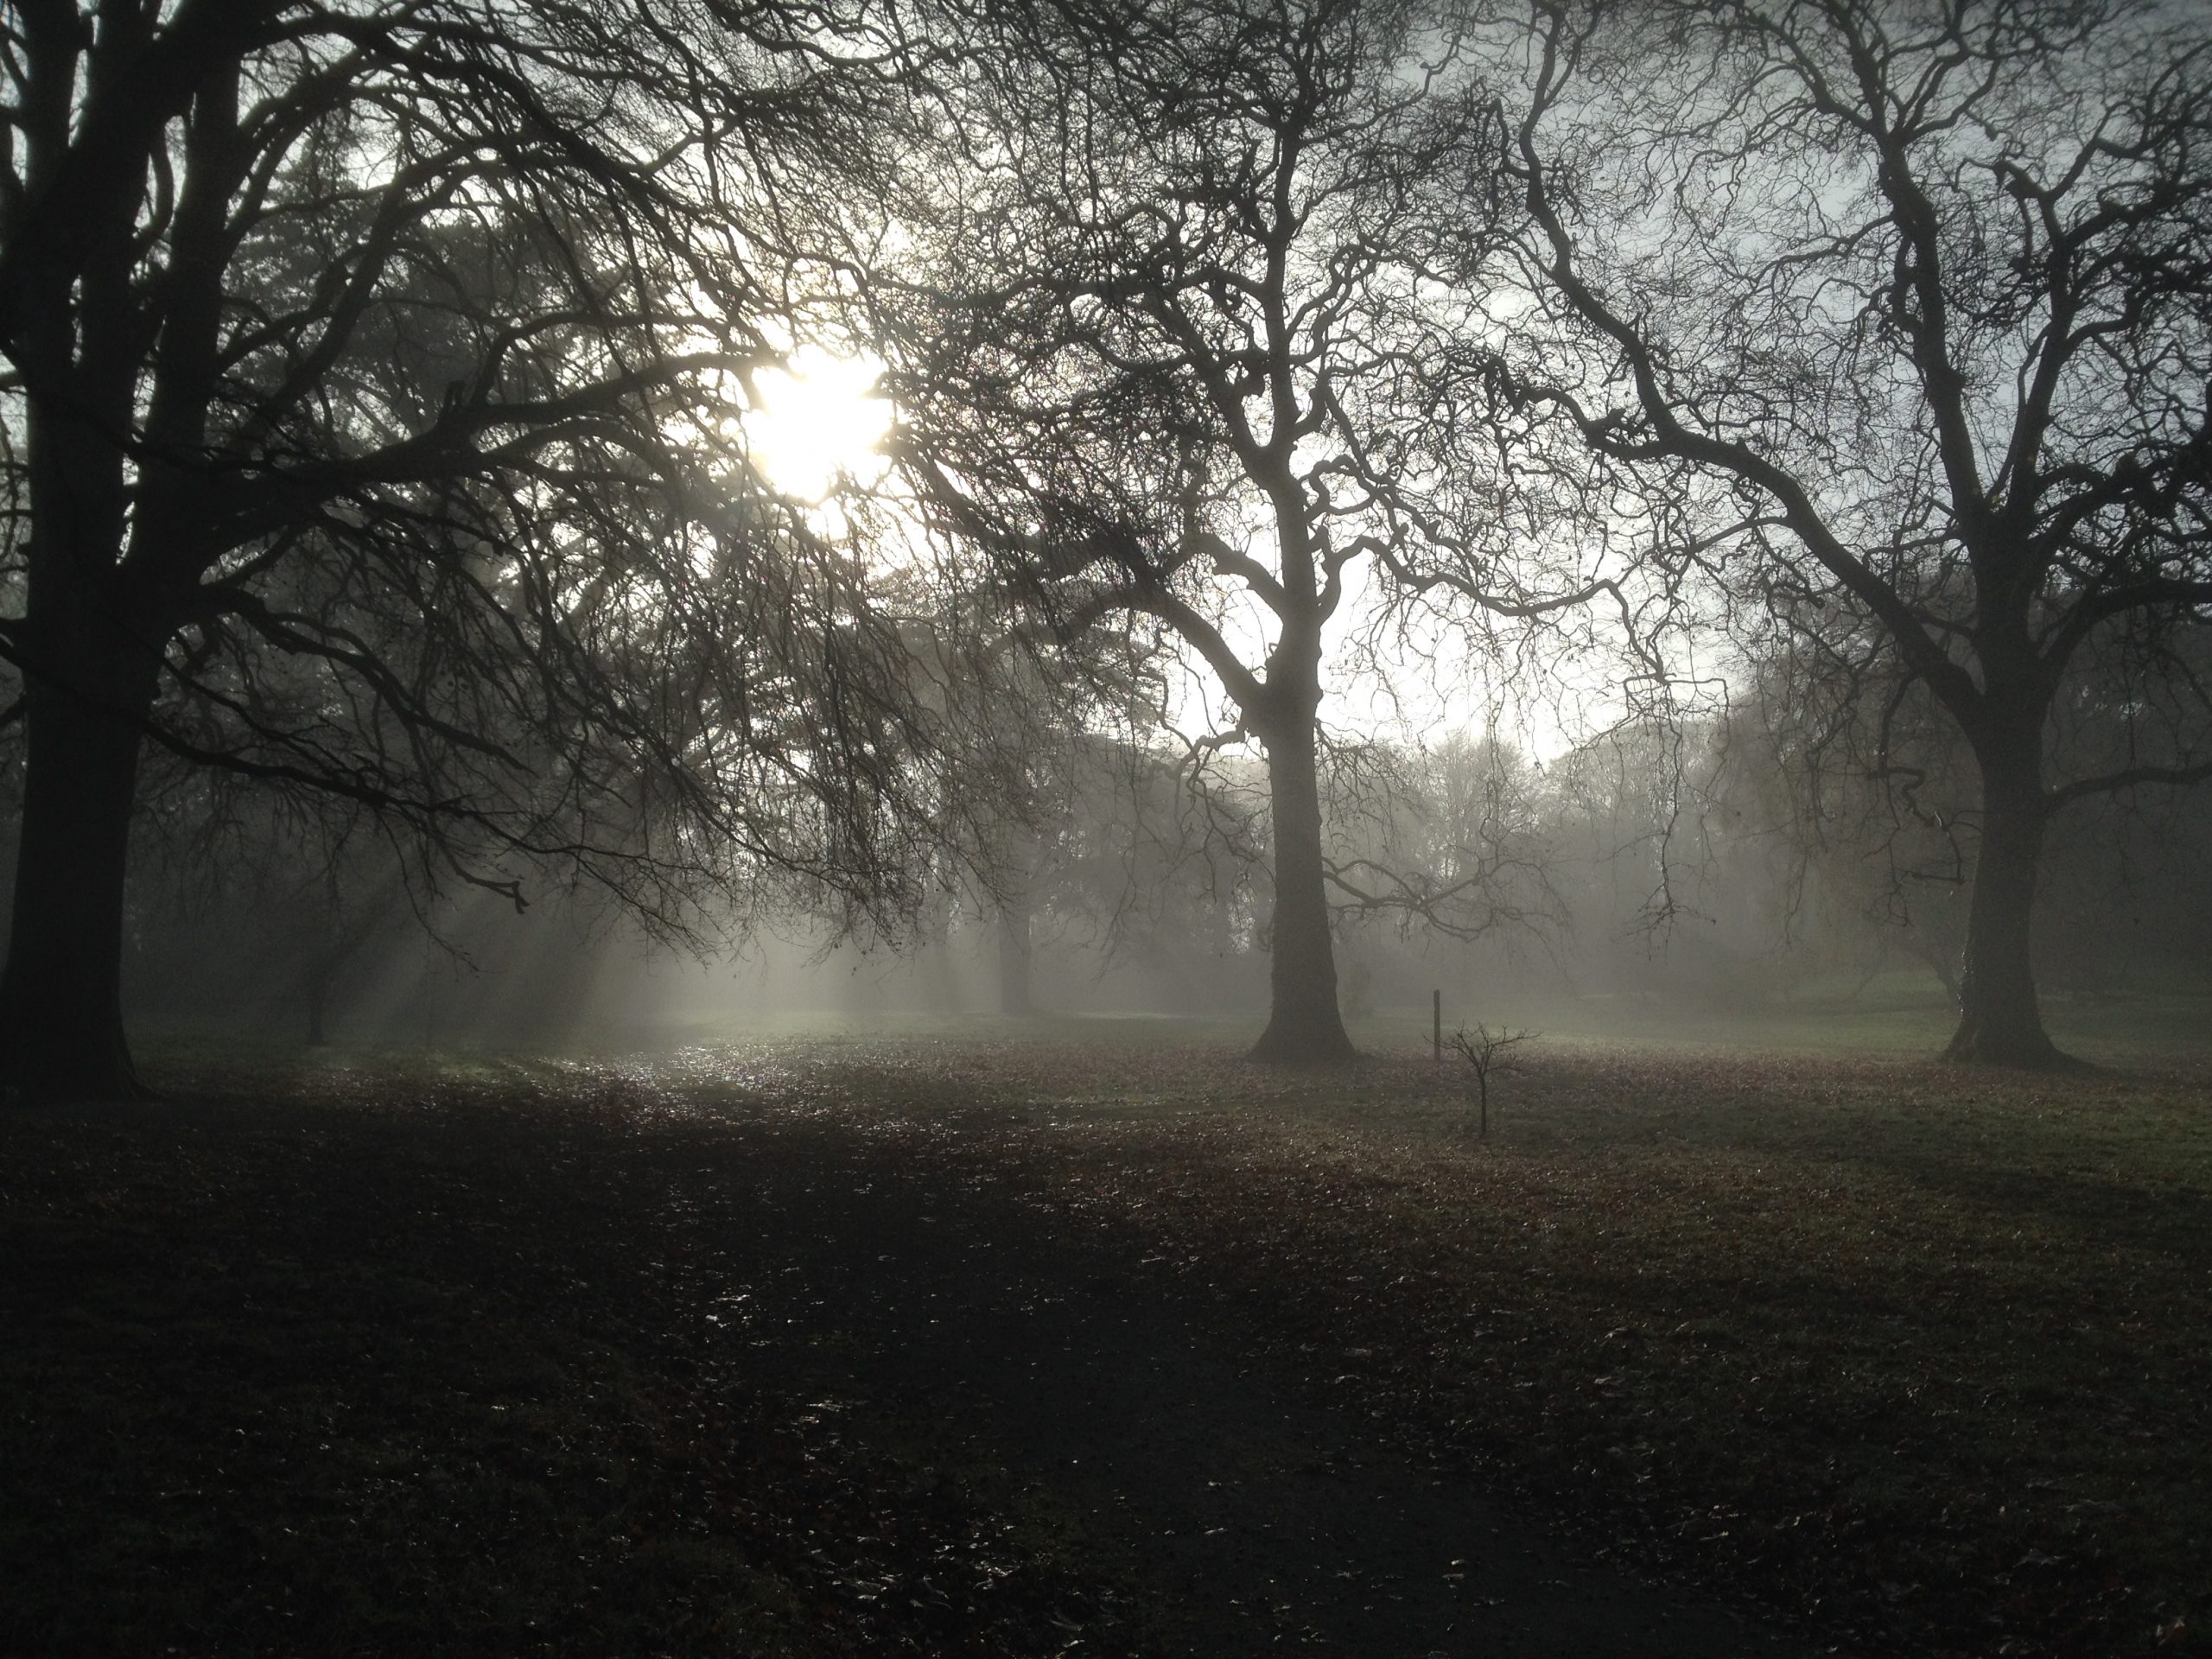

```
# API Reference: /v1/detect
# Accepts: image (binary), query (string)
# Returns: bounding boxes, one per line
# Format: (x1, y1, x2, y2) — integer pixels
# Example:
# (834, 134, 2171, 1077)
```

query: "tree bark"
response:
(1250, 708, 1357, 1065)
(1944, 727, 2071, 1067)
(0, 29, 172, 1099)
(0, 661, 159, 1099)
(1, 233, 164, 1099)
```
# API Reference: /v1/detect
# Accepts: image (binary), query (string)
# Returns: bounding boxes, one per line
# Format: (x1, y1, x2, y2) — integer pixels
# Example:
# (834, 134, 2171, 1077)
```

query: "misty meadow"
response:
(3, 3, 2208, 1656)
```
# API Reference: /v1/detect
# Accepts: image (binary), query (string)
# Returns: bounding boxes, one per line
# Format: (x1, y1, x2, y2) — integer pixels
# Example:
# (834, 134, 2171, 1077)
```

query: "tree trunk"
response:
(2, 187, 163, 1098)
(1945, 731, 2071, 1067)
(0, 667, 157, 1099)
(1251, 709, 1356, 1065)
(995, 901, 1033, 1017)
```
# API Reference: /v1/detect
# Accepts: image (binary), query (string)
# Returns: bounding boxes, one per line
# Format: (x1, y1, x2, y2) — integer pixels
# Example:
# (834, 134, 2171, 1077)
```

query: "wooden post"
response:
(1433, 988, 1441, 1062)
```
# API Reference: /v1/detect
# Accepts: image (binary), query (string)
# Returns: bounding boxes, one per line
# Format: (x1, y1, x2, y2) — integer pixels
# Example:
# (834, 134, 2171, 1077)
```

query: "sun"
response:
(747, 346, 893, 504)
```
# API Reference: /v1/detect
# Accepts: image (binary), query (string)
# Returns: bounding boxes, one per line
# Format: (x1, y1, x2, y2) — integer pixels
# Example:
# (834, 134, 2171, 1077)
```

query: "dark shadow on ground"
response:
(678, 1107, 1815, 1657)
(3, 1071, 1821, 1656)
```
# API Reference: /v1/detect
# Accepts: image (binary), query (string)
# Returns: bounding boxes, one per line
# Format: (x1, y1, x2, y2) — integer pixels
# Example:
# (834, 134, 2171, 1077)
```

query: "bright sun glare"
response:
(748, 346, 893, 504)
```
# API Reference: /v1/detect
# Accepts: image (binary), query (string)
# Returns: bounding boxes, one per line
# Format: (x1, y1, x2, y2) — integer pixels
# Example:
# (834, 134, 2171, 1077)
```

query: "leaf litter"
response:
(3, 1033, 2207, 1656)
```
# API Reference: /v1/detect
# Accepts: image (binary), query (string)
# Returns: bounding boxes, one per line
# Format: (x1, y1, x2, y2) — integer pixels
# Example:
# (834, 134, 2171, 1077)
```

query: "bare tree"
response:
(880, 0, 1615, 1061)
(1446, 1020, 1533, 1135)
(1471, 0, 2212, 1065)
(1325, 729, 1567, 947)
(0, 1, 945, 1096)
(1717, 592, 2212, 1001)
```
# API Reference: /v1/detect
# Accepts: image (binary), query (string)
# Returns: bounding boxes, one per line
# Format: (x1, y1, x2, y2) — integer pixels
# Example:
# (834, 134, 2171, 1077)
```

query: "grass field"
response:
(4, 1004, 2208, 1656)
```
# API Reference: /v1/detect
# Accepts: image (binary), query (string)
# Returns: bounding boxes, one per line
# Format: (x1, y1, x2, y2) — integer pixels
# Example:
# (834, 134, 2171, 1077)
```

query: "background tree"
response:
(1715, 593, 2212, 1003)
(1325, 728, 1565, 952)
(1716, 611, 1979, 998)
(1476, 0, 2212, 1064)
(0, 0, 938, 1096)
(955, 720, 1251, 1018)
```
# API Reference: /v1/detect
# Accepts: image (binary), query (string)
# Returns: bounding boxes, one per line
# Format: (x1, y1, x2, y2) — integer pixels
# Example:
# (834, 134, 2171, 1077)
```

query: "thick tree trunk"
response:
(0, 667, 157, 1099)
(1945, 732, 2070, 1068)
(995, 900, 1033, 1017)
(2, 182, 162, 1096)
(1251, 710, 1356, 1065)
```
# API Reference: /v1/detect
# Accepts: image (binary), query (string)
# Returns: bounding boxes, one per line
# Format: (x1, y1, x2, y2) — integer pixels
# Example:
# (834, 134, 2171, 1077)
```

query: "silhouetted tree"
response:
(0, 0, 933, 1096)
(1719, 597, 2212, 1002)
(883, 0, 1613, 1061)
(1478, 0, 2212, 1064)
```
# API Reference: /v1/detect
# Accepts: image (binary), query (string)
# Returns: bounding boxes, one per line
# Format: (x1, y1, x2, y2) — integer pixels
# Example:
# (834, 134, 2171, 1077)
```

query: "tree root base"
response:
(1941, 1027, 2094, 1072)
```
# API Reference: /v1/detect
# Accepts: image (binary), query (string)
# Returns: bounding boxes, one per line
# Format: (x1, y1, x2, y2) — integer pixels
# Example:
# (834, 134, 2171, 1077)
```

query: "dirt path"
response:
(674, 1106, 1815, 1657)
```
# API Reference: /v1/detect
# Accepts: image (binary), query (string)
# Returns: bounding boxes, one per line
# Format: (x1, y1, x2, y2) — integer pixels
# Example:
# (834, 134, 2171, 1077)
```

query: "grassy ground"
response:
(4, 1010, 2208, 1656)
(1342, 971, 2212, 1061)
(0, 1065, 1122, 1658)
(442, 969, 2209, 1065)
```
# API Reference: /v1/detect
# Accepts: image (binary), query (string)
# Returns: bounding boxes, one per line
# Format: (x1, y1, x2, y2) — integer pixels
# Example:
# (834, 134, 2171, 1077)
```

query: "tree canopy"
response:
(1464, 0, 2212, 1063)
(0, 0, 967, 1094)
(3, 0, 2208, 1091)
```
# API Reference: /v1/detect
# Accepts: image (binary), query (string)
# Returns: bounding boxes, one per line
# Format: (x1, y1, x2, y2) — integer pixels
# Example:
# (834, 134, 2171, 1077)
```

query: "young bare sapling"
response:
(1448, 1024, 1535, 1138)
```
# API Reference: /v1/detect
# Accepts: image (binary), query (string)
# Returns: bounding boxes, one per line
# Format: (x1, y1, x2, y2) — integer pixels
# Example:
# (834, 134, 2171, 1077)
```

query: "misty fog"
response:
(93, 709, 2212, 1056)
